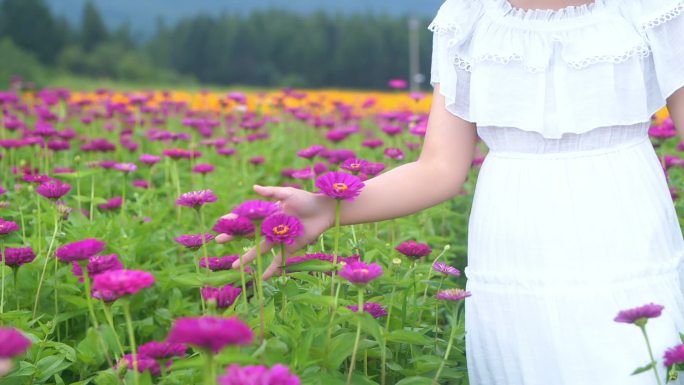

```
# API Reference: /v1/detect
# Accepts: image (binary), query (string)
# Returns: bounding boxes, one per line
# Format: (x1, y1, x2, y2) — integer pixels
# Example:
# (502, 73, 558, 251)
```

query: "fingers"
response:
(215, 233, 234, 244)
(220, 212, 238, 220)
(253, 185, 294, 201)
(231, 239, 274, 269)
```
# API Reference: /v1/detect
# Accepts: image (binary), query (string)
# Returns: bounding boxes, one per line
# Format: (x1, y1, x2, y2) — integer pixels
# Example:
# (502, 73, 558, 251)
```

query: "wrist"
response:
(317, 194, 337, 231)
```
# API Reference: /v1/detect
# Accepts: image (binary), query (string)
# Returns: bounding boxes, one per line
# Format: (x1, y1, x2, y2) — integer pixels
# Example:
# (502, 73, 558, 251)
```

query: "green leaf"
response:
(291, 293, 339, 307)
(395, 377, 435, 385)
(387, 330, 431, 345)
(35, 354, 72, 382)
(286, 259, 334, 272)
(631, 362, 655, 375)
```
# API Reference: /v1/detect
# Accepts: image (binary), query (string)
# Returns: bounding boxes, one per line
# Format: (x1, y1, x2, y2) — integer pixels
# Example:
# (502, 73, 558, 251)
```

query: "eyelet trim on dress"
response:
(640, 1, 684, 30)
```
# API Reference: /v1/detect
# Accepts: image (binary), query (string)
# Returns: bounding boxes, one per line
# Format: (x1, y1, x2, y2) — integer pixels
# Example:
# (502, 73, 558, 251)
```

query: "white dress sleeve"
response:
(428, 0, 484, 122)
(638, 1, 684, 99)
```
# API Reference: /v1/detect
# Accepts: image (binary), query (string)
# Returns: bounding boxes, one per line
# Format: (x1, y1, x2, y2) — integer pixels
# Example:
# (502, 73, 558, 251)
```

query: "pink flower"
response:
(0, 327, 31, 358)
(384, 147, 404, 160)
(1, 247, 36, 266)
(218, 364, 300, 385)
(347, 302, 387, 318)
(192, 164, 215, 174)
(98, 196, 123, 210)
(166, 316, 253, 354)
(232, 200, 280, 222)
(174, 234, 215, 249)
(0, 218, 19, 236)
(395, 240, 432, 258)
(199, 255, 240, 271)
(71, 254, 123, 282)
(36, 180, 71, 200)
(212, 217, 255, 238)
(176, 190, 218, 208)
(261, 214, 304, 245)
(297, 145, 325, 159)
(314, 171, 364, 201)
(138, 341, 187, 359)
(340, 158, 369, 175)
(92, 269, 155, 300)
(388, 79, 408, 89)
(114, 163, 137, 173)
(614, 303, 664, 326)
(117, 354, 164, 376)
(139, 154, 161, 165)
(55, 239, 106, 262)
(432, 262, 461, 277)
(338, 261, 383, 285)
(200, 285, 242, 308)
(436, 288, 471, 301)
(664, 343, 684, 368)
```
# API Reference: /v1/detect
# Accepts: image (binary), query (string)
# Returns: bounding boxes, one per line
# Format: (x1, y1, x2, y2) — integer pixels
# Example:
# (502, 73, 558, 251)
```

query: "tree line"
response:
(0, 0, 435, 89)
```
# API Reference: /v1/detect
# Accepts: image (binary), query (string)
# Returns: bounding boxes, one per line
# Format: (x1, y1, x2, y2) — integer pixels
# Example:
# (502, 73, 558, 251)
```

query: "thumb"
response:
(253, 185, 293, 200)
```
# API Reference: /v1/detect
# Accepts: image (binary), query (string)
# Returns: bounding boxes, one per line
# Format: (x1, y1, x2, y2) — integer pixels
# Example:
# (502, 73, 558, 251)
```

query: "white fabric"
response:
(428, 1, 684, 384)
(428, 0, 684, 138)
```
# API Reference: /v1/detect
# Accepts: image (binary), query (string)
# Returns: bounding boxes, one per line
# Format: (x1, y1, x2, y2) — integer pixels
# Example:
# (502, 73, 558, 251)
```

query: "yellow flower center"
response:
(272, 224, 290, 235)
(333, 183, 348, 192)
(359, 268, 369, 274)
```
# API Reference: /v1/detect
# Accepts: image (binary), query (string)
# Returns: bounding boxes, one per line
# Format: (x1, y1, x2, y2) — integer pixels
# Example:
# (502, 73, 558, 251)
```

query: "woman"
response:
(219, 0, 684, 383)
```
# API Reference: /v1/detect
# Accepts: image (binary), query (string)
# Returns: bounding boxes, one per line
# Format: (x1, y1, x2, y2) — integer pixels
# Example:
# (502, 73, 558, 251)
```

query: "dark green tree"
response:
(0, 0, 66, 64)
(81, 0, 109, 52)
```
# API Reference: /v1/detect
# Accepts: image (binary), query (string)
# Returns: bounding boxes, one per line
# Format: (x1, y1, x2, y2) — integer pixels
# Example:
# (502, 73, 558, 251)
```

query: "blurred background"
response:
(0, 0, 443, 91)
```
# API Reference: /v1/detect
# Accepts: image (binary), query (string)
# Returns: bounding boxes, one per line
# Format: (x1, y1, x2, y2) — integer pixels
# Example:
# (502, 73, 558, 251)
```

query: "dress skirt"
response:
(464, 122, 684, 385)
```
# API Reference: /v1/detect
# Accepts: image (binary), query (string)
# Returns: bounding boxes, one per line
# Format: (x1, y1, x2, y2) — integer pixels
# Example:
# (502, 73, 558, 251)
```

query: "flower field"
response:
(0, 84, 682, 385)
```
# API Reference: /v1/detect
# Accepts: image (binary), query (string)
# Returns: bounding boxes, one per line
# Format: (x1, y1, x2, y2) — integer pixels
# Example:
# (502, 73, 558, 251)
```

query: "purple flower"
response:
(296, 145, 325, 159)
(614, 303, 664, 326)
(340, 158, 370, 175)
(338, 261, 383, 285)
(55, 238, 106, 262)
(0, 327, 31, 358)
(232, 200, 280, 221)
(432, 262, 461, 277)
(314, 171, 364, 201)
(192, 164, 215, 174)
(132, 179, 150, 189)
(200, 285, 242, 308)
(114, 163, 137, 173)
(71, 254, 123, 282)
(384, 147, 404, 160)
(92, 269, 155, 300)
(35, 180, 71, 200)
(347, 302, 388, 318)
(436, 288, 471, 301)
(117, 354, 163, 376)
(261, 214, 304, 245)
(176, 190, 218, 208)
(664, 343, 684, 367)
(139, 154, 161, 165)
(218, 364, 301, 385)
(0, 218, 19, 236)
(174, 233, 214, 249)
(212, 216, 255, 238)
(138, 341, 187, 359)
(1, 247, 36, 266)
(199, 255, 240, 271)
(395, 241, 432, 258)
(98, 196, 123, 210)
(166, 316, 253, 354)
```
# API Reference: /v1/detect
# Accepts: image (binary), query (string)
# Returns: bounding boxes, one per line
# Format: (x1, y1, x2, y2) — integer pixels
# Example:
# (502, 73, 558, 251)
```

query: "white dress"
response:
(428, 0, 684, 384)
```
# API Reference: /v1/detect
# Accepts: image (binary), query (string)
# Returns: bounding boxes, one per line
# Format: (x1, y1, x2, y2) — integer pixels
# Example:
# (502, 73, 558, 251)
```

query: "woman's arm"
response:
(667, 87, 684, 142)
(329, 83, 479, 226)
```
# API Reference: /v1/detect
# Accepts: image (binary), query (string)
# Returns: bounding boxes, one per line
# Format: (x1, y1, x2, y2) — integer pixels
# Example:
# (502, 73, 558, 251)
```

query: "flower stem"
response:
(32, 211, 60, 318)
(0, 240, 5, 314)
(238, 242, 249, 312)
(346, 288, 364, 385)
(640, 325, 664, 385)
(329, 200, 341, 298)
(197, 209, 210, 279)
(102, 303, 125, 359)
(204, 352, 216, 385)
(122, 299, 140, 385)
(255, 226, 265, 344)
(433, 304, 459, 384)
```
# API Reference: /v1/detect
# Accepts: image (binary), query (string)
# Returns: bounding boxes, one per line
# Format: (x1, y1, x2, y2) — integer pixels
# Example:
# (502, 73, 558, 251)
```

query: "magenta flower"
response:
(218, 364, 301, 385)
(347, 302, 388, 318)
(35, 180, 71, 200)
(261, 214, 304, 245)
(199, 255, 240, 271)
(231, 200, 280, 222)
(436, 288, 471, 301)
(395, 241, 432, 258)
(200, 284, 242, 308)
(174, 233, 215, 249)
(192, 164, 215, 174)
(432, 262, 461, 277)
(664, 343, 684, 367)
(1, 247, 36, 266)
(338, 261, 383, 285)
(361, 162, 386, 177)
(0, 327, 31, 358)
(92, 269, 155, 300)
(340, 158, 370, 175)
(55, 238, 106, 262)
(314, 171, 364, 201)
(212, 216, 255, 238)
(614, 303, 664, 326)
(139, 341, 187, 359)
(388, 79, 408, 89)
(384, 147, 405, 160)
(139, 154, 161, 165)
(296, 145, 325, 159)
(132, 179, 150, 189)
(0, 218, 19, 236)
(71, 254, 123, 282)
(176, 190, 218, 208)
(98, 196, 123, 210)
(114, 163, 137, 173)
(117, 354, 163, 376)
(166, 316, 254, 354)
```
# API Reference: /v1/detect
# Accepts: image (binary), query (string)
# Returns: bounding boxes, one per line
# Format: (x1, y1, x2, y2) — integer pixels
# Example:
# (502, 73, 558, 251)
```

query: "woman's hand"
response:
(216, 184, 336, 280)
